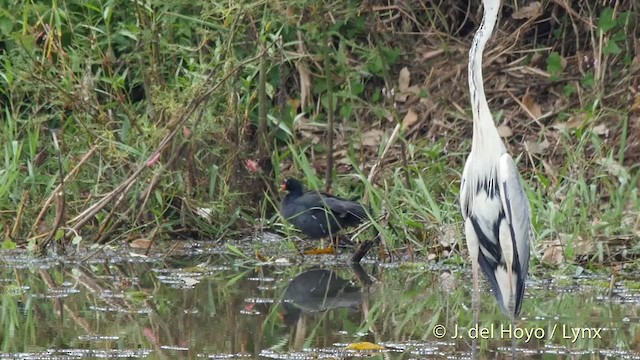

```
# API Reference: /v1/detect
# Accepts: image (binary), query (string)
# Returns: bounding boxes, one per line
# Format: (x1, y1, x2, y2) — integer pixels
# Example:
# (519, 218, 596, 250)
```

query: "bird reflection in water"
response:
(279, 265, 373, 350)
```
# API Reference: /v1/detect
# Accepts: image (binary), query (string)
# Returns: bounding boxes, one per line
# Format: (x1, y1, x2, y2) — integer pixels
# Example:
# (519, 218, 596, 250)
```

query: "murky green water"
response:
(1, 241, 640, 359)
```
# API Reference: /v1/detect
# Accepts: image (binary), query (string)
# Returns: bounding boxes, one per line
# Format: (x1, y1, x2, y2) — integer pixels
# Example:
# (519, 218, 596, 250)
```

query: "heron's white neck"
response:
(468, 0, 506, 159)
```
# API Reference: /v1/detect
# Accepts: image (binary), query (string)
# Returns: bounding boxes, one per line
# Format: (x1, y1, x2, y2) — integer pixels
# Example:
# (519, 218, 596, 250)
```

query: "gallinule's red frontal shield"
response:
(280, 178, 367, 241)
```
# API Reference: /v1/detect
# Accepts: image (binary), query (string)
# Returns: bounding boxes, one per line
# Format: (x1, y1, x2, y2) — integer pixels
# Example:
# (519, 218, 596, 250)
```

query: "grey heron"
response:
(459, 0, 532, 317)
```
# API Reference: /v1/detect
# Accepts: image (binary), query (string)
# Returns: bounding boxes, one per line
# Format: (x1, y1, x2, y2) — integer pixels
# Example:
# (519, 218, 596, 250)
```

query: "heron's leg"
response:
(507, 265, 515, 318)
(507, 265, 516, 358)
(472, 258, 480, 320)
(471, 258, 479, 358)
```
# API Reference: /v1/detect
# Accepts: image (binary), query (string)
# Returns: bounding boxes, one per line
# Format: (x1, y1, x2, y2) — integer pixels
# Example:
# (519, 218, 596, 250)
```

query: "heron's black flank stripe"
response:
(470, 214, 503, 264)
(476, 177, 500, 198)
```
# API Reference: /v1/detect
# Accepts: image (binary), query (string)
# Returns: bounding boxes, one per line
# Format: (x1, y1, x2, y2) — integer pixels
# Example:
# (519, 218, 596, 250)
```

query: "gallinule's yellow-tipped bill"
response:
(280, 178, 367, 249)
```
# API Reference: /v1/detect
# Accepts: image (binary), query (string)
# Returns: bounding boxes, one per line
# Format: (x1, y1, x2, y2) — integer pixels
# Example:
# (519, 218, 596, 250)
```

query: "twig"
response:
(161, 240, 182, 261)
(143, 224, 160, 256)
(29, 144, 97, 238)
(350, 240, 374, 264)
(258, 40, 268, 154)
(323, 29, 334, 192)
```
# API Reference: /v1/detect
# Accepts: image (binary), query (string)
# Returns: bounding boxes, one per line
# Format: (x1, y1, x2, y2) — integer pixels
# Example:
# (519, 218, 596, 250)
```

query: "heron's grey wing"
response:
(498, 153, 532, 313)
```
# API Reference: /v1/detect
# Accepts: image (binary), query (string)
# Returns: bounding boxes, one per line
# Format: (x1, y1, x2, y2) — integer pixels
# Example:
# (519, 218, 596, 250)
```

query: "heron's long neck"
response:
(468, 0, 505, 158)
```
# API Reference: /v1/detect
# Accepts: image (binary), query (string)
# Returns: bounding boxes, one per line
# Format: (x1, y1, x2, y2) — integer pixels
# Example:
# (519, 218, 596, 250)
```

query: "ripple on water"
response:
(159, 345, 190, 351)
(196, 353, 252, 359)
(77, 335, 120, 341)
(247, 277, 276, 282)
(89, 305, 152, 314)
(263, 347, 396, 360)
(0, 349, 152, 359)
(3, 246, 640, 359)
(31, 287, 81, 299)
(58, 349, 152, 358)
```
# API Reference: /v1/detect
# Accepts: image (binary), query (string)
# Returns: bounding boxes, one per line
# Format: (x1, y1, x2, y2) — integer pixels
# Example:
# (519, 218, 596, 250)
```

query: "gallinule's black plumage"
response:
(281, 268, 362, 326)
(280, 178, 367, 240)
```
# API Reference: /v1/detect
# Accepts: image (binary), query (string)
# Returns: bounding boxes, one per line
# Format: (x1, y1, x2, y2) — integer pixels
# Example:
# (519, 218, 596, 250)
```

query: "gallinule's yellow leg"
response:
(303, 237, 336, 255)
(303, 245, 335, 255)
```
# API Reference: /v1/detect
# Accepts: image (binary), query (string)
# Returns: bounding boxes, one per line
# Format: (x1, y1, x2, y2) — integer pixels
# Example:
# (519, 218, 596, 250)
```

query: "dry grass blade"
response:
(11, 191, 29, 239)
(36, 131, 66, 254)
(366, 122, 401, 188)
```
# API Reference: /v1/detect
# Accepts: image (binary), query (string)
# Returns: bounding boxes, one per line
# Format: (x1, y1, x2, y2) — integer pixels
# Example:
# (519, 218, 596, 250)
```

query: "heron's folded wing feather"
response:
(497, 154, 531, 272)
(498, 153, 532, 315)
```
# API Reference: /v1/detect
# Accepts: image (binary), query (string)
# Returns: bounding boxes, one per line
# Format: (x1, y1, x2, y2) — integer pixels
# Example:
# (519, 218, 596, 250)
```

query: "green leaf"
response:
(537, 173, 549, 188)
(129, 291, 150, 301)
(340, 103, 353, 118)
(581, 72, 595, 88)
(0, 56, 13, 86)
(27, 239, 36, 252)
(366, 55, 384, 76)
(320, 93, 337, 111)
(267, 114, 293, 137)
(265, 82, 274, 99)
(0, 14, 14, 36)
(563, 84, 576, 97)
(597, 8, 616, 34)
(226, 243, 247, 258)
(603, 40, 621, 55)
(1, 238, 16, 250)
(103, 4, 113, 23)
(350, 82, 364, 96)
(120, 117, 131, 142)
(371, 89, 381, 102)
(71, 235, 83, 245)
(118, 29, 138, 41)
(546, 52, 564, 81)
(404, 219, 423, 229)
(154, 190, 163, 206)
(335, 48, 347, 67)
(381, 47, 401, 64)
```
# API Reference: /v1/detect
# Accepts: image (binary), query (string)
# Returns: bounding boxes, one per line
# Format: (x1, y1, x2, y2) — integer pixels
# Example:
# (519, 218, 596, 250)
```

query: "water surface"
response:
(1, 241, 638, 359)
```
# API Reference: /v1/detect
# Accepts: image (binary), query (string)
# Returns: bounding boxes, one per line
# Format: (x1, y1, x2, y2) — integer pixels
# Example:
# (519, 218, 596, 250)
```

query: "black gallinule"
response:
(280, 178, 368, 249)
(280, 268, 362, 326)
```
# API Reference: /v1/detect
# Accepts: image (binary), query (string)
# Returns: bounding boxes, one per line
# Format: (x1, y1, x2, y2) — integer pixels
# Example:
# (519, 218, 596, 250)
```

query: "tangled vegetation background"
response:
(0, 0, 638, 265)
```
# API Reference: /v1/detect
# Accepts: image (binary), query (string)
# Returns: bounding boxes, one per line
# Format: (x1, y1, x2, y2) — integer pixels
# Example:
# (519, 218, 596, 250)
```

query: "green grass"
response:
(0, 0, 637, 267)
